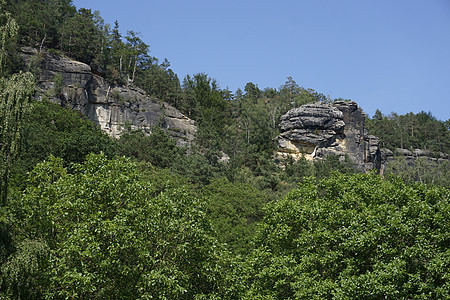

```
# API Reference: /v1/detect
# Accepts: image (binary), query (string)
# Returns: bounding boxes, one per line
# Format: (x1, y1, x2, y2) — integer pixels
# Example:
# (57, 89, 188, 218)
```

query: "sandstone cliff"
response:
(21, 47, 196, 147)
(278, 101, 382, 172)
(277, 101, 449, 172)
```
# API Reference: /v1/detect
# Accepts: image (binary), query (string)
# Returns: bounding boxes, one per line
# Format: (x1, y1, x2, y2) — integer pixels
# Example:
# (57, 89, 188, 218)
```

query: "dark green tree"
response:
(8, 0, 76, 50)
(116, 126, 183, 169)
(204, 177, 268, 255)
(9, 100, 116, 190)
(134, 58, 182, 107)
(123, 30, 150, 84)
(59, 8, 103, 63)
(243, 82, 262, 102)
(182, 73, 230, 149)
(367, 110, 449, 153)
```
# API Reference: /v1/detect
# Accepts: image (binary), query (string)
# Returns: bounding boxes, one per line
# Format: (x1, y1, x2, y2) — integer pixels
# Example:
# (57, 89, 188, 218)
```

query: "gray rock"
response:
(279, 103, 345, 151)
(413, 149, 431, 157)
(395, 148, 413, 156)
(22, 48, 196, 147)
(277, 101, 382, 172)
(381, 148, 394, 157)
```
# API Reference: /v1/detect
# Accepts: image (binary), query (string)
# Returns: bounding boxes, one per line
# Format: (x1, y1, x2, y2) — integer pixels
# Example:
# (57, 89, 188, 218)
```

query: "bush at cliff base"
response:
(245, 172, 449, 299)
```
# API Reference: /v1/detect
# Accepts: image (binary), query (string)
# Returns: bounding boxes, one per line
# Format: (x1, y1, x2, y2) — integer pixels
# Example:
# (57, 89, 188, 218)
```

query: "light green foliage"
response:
(6, 153, 225, 299)
(0, 4, 35, 203)
(0, 73, 35, 200)
(1, 239, 49, 299)
(0, 0, 18, 76)
(246, 173, 449, 299)
(2, 2, 449, 298)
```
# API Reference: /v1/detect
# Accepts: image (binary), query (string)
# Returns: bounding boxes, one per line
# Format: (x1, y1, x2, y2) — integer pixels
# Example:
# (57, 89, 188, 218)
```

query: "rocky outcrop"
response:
(278, 101, 382, 172)
(278, 103, 345, 153)
(21, 47, 196, 146)
(381, 147, 448, 165)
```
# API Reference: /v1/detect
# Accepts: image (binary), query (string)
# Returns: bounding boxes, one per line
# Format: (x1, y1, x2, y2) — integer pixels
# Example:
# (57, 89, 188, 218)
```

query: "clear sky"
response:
(72, 0, 450, 121)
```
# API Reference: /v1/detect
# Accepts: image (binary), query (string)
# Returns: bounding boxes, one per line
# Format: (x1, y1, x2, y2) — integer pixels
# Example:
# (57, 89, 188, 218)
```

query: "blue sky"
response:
(72, 0, 450, 121)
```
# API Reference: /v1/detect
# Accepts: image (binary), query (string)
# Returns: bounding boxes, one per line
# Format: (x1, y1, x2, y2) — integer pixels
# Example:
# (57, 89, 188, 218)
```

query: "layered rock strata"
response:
(278, 101, 382, 172)
(21, 47, 196, 146)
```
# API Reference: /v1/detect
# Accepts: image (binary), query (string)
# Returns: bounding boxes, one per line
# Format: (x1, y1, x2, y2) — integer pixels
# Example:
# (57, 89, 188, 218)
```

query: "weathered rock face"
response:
(278, 101, 382, 172)
(21, 47, 196, 146)
(279, 103, 345, 152)
(382, 147, 449, 165)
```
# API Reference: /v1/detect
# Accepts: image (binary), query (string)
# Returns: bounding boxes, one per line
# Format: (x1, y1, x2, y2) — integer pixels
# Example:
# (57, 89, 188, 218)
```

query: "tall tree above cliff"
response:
(123, 30, 150, 84)
(134, 57, 182, 107)
(59, 7, 103, 63)
(7, 0, 76, 50)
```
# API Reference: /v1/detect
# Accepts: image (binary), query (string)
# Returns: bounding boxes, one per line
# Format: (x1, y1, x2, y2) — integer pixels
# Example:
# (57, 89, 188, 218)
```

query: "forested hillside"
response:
(1, 1, 449, 298)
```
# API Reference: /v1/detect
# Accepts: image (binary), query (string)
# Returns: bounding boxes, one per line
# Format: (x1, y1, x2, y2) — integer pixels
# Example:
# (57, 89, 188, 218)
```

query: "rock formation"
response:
(278, 101, 382, 172)
(21, 47, 196, 146)
(382, 147, 448, 164)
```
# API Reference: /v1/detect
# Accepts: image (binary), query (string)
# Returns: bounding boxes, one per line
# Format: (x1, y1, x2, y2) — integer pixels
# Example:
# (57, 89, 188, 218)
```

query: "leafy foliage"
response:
(9, 100, 116, 190)
(385, 156, 450, 187)
(4, 154, 226, 299)
(59, 7, 104, 64)
(245, 173, 450, 299)
(6, 0, 76, 51)
(0, 72, 34, 203)
(204, 178, 268, 255)
(1, 1, 449, 298)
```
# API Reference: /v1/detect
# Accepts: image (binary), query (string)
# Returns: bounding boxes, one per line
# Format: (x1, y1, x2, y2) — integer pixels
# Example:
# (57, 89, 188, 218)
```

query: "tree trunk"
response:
(131, 55, 137, 83)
